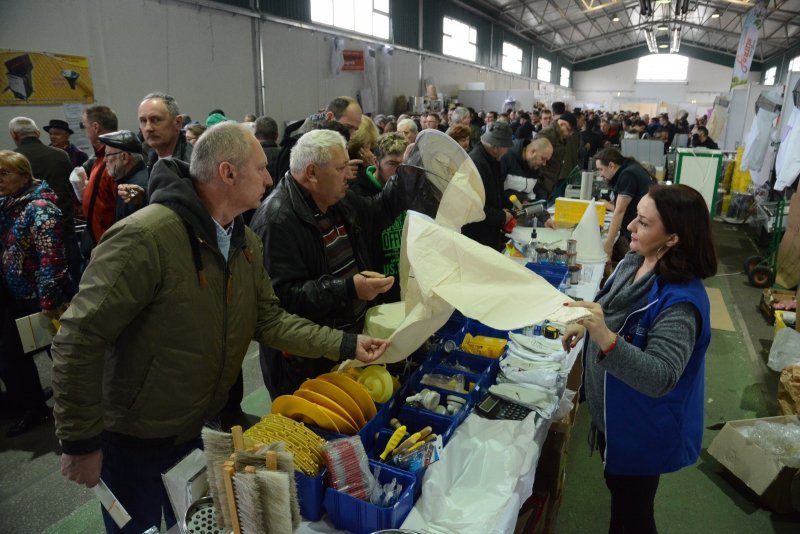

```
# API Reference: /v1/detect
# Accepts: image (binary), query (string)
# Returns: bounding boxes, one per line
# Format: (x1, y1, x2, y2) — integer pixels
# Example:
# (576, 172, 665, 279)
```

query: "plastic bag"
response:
(768, 327, 800, 372)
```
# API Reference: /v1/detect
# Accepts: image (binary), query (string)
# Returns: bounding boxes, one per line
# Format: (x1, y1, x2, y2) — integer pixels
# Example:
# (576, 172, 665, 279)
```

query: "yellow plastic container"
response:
(774, 310, 786, 337)
(554, 198, 606, 227)
(460, 333, 507, 358)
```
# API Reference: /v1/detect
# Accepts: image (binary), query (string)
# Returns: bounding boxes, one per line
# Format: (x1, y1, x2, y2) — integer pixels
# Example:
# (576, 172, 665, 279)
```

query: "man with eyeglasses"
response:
(250, 129, 410, 398)
(98, 130, 149, 221)
(534, 111, 578, 199)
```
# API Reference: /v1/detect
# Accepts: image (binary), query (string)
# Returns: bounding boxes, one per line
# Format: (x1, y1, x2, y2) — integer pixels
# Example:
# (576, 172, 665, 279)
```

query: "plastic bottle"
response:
(527, 228, 538, 262)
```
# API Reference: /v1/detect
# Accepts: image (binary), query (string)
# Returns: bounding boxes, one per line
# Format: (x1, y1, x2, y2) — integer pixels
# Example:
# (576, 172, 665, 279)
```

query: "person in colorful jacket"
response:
(562, 184, 717, 534)
(0, 150, 73, 437)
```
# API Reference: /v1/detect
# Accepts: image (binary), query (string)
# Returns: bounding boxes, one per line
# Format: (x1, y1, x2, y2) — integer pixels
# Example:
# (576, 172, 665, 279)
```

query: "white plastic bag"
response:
(69, 166, 87, 200)
(768, 327, 800, 372)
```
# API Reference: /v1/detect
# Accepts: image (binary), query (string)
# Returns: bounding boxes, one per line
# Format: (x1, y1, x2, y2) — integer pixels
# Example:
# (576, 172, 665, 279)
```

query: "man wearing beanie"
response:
(462, 121, 514, 251)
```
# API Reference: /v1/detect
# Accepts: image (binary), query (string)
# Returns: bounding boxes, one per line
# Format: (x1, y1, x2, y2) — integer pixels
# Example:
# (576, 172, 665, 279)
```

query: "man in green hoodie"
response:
(52, 122, 387, 533)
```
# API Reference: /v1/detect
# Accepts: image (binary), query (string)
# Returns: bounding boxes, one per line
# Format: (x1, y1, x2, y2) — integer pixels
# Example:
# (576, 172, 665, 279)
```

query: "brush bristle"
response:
(233, 471, 266, 534)
(257, 470, 293, 534)
(202, 427, 234, 529)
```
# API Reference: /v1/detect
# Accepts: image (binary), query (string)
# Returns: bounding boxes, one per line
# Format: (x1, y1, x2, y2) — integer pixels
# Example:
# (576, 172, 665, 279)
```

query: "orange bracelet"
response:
(601, 334, 619, 355)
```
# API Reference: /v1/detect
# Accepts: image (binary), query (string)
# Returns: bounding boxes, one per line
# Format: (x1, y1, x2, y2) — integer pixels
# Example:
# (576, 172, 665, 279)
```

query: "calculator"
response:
(475, 393, 533, 421)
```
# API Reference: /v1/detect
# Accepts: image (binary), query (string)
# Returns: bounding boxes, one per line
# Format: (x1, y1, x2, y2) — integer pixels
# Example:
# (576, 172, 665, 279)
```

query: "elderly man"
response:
(53, 122, 386, 533)
(10, 117, 80, 285)
(44, 119, 88, 167)
(501, 137, 556, 230)
(397, 118, 418, 144)
(534, 111, 578, 199)
(250, 129, 409, 397)
(462, 122, 515, 250)
(80, 105, 120, 259)
(98, 130, 149, 221)
(138, 91, 193, 168)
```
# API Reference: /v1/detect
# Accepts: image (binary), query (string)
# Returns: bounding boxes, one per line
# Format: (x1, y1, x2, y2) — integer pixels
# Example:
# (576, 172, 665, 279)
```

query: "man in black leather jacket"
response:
(250, 129, 409, 397)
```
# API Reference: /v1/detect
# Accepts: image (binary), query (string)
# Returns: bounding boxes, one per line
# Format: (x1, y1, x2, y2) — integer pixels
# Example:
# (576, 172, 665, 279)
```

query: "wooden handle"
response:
(223, 462, 242, 534)
(231, 425, 245, 451)
(265, 450, 278, 471)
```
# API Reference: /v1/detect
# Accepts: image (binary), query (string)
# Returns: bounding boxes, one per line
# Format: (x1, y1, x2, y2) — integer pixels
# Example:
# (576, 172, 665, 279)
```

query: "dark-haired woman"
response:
(595, 147, 654, 262)
(562, 184, 717, 534)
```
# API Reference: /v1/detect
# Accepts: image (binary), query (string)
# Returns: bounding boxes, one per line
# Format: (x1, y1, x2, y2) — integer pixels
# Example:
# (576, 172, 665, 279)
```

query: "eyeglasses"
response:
(105, 151, 126, 159)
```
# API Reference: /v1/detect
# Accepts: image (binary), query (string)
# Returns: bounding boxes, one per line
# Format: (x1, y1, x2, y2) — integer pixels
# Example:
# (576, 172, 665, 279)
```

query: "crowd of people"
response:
(1, 91, 717, 533)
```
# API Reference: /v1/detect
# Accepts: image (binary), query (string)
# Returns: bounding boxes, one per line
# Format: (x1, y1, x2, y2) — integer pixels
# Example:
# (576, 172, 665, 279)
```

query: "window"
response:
(310, 0, 390, 40)
(537, 58, 552, 82)
(763, 66, 776, 85)
(443, 16, 477, 62)
(502, 42, 523, 75)
(560, 67, 571, 87)
(789, 56, 800, 72)
(636, 54, 688, 81)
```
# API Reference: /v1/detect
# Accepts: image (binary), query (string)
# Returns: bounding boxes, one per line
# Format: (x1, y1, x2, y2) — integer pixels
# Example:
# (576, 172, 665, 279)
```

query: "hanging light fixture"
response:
(645, 27, 659, 53)
(670, 27, 681, 52)
(710, 11, 720, 18)
(657, 23, 669, 31)
(612, 14, 621, 22)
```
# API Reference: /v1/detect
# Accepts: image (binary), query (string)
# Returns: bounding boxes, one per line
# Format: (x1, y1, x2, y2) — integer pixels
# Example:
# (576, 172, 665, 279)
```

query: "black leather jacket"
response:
(250, 172, 407, 395)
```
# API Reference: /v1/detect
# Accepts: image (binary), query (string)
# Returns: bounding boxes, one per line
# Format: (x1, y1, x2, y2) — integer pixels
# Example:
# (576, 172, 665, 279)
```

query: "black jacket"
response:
(16, 137, 75, 234)
(249, 172, 406, 395)
(462, 143, 507, 251)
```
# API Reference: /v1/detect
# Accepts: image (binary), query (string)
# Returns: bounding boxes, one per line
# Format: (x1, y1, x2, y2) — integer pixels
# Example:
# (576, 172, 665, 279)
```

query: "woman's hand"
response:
(561, 323, 586, 351)
(563, 301, 617, 352)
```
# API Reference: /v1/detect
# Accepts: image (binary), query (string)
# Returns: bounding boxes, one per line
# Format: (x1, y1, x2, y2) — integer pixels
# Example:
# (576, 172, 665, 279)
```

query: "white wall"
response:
(0, 0, 256, 139)
(1, 0, 572, 148)
(573, 55, 761, 113)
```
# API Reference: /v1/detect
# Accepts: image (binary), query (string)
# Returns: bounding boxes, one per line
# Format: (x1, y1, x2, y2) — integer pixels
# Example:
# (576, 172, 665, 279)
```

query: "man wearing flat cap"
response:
(462, 121, 514, 250)
(98, 131, 149, 221)
(45, 119, 88, 168)
(534, 111, 579, 199)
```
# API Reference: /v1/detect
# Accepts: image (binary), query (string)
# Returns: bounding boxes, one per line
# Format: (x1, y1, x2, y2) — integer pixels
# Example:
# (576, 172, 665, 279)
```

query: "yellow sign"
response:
(1, 50, 94, 105)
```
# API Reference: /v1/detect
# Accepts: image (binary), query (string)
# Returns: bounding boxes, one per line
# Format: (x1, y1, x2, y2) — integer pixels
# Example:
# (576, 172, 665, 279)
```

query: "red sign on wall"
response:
(342, 50, 365, 71)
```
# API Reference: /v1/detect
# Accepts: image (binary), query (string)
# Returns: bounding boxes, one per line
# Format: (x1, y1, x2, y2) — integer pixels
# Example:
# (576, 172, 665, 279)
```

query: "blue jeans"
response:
(100, 433, 202, 533)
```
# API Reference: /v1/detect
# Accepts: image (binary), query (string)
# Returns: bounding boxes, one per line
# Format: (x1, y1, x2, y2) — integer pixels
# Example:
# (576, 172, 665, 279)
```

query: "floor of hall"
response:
(1, 220, 799, 533)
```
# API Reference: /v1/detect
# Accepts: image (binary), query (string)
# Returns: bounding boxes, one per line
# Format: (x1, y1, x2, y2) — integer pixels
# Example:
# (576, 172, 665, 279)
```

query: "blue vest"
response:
(601, 275, 711, 476)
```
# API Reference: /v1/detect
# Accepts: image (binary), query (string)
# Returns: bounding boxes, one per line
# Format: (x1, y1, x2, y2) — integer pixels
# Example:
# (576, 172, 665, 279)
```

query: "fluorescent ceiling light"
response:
(710, 11, 720, 18)
(670, 27, 681, 52)
(658, 43, 669, 48)
(657, 24, 669, 30)
(655, 0, 671, 4)
(612, 14, 620, 21)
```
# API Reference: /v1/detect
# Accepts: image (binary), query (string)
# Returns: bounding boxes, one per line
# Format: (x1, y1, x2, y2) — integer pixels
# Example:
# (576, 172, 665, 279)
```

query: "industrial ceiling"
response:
(461, 0, 800, 64)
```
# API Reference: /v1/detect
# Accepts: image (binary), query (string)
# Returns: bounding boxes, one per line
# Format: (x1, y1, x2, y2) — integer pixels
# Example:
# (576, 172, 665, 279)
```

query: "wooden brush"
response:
(201, 427, 234, 529)
(223, 460, 242, 534)
(258, 453, 293, 534)
(233, 466, 267, 534)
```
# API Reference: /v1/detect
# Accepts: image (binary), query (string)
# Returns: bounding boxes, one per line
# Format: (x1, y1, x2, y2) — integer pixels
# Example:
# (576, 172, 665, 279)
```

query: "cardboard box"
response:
(707, 415, 800, 514)
(759, 288, 796, 324)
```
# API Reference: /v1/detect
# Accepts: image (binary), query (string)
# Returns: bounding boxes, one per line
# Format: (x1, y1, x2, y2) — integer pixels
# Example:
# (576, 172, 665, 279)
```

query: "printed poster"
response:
(1, 50, 94, 105)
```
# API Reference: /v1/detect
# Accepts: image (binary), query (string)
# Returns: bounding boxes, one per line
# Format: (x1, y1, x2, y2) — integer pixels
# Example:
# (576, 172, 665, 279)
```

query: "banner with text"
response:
(1, 50, 94, 105)
(730, 0, 766, 89)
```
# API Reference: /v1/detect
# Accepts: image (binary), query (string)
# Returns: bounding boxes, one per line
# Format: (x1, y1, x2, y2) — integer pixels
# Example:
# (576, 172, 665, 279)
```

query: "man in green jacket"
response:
(52, 122, 386, 533)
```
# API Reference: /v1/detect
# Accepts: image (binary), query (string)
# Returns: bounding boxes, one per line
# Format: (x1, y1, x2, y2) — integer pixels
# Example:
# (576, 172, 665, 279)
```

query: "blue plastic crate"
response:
(295, 468, 326, 521)
(324, 460, 416, 534)
(525, 262, 568, 289)
(434, 348, 501, 385)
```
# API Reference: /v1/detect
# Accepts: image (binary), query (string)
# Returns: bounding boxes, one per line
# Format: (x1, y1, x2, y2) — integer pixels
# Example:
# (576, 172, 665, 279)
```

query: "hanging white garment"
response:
(741, 90, 782, 172)
(775, 106, 800, 191)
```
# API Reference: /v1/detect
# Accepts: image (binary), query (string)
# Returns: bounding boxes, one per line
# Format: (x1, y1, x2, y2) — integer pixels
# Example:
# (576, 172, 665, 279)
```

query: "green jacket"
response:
(52, 158, 352, 454)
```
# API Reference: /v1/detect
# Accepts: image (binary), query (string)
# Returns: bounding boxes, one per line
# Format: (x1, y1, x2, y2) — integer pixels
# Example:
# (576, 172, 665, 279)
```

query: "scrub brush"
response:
(233, 466, 266, 534)
(201, 427, 234, 530)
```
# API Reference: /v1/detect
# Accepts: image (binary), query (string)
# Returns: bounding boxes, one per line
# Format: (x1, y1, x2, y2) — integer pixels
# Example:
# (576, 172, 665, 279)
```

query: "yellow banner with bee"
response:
(1, 50, 94, 105)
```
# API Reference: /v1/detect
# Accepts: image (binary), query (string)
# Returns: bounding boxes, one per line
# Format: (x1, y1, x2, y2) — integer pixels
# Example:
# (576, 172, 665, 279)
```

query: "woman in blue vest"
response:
(563, 184, 717, 533)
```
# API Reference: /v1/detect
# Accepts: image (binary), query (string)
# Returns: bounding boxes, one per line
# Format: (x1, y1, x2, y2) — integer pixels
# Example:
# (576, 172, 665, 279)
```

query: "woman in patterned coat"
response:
(0, 150, 73, 437)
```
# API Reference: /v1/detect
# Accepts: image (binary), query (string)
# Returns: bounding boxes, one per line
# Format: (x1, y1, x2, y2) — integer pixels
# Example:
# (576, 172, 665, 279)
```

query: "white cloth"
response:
(775, 106, 800, 191)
